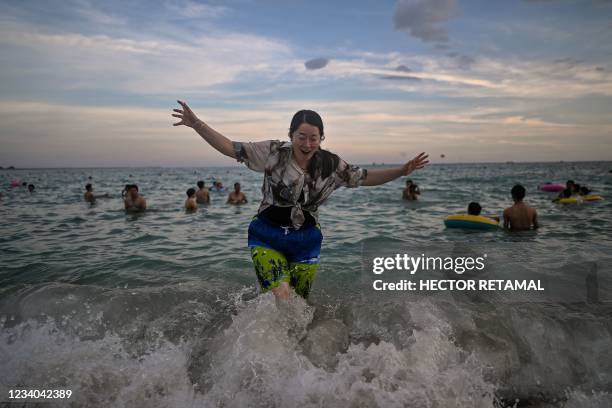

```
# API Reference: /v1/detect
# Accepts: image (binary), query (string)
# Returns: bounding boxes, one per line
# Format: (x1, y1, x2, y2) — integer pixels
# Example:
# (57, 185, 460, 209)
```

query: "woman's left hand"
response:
(401, 152, 429, 176)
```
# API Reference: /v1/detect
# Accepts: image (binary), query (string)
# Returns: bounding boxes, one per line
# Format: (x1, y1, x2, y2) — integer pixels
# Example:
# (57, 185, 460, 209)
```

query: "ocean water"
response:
(1, 161, 612, 407)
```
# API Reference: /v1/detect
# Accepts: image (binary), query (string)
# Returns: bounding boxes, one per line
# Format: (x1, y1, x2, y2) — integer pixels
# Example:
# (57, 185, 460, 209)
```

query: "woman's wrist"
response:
(193, 119, 204, 130)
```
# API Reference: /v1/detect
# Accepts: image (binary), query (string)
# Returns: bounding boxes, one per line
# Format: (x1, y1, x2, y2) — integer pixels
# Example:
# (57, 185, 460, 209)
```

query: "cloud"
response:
(0, 19, 294, 95)
(393, 0, 457, 43)
(447, 53, 475, 69)
(73, 0, 127, 26)
(163, 0, 229, 18)
(553, 57, 582, 67)
(395, 65, 412, 72)
(377, 74, 421, 81)
(304, 57, 330, 70)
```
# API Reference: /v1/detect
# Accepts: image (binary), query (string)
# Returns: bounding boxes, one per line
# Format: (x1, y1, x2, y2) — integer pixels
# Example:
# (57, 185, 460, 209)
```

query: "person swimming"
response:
(558, 180, 576, 199)
(209, 181, 227, 192)
(227, 182, 248, 205)
(468, 201, 499, 222)
(503, 184, 538, 231)
(468, 202, 481, 216)
(195, 180, 210, 204)
(553, 188, 573, 202)
(124, 184, 146, 212)
(172, 100, 428, 300)
(84, 183, 110, 203)
(185, 187, 197, 211)
(402, 179, 420, 201)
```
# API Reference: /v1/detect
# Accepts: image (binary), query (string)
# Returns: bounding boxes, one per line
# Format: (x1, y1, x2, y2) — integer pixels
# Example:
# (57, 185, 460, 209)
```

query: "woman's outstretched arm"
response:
(361, 152, 429, 186)
(172, 100, 235, 159)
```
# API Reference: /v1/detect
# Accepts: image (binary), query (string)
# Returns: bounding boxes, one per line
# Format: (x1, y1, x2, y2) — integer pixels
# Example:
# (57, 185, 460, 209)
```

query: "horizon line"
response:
(2, 159, 612, 170)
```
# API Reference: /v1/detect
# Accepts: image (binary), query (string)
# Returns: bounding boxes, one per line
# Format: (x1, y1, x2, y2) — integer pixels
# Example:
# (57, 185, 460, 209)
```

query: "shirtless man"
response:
(84, 183, 109, 203)
(185, 188, 197, 211)
(227, 182, 247, 204)
(195, 180, 210, 204)
(503, 184, 538, 231)
(124, 184, 147, 212)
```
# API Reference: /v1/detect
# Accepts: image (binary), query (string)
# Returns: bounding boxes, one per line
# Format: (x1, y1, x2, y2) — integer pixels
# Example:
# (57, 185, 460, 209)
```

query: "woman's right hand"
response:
(172, 100, 200, 128)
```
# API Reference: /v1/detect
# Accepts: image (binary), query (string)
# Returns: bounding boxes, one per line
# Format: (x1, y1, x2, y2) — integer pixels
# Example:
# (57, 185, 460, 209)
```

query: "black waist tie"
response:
(259, 205, 316, 228)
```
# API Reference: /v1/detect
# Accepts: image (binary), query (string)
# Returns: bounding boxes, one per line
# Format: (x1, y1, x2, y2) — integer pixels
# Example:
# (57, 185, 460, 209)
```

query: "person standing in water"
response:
(503, 184, 538, 231)
(195, 181, 210, 204)
(84, 183, 110, 203)
(124, 184, 147, 212)
(402, 179, 420, 201)
(172, 100, 428, 300)
(185, 188, 198, 211)
(227, 182, 248, 205)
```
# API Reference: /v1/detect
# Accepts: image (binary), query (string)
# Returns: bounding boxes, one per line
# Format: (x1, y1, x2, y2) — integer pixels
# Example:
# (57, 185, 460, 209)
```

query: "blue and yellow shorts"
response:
(248, 217, 322, 299)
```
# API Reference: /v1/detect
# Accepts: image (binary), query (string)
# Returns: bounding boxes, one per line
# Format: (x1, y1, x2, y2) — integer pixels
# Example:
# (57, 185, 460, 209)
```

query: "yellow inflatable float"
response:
(444, 214, 499, 230)
(556, 195, 603, 204)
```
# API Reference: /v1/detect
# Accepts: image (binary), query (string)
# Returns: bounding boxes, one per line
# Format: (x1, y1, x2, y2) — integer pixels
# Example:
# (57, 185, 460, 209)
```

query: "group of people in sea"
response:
(9, 180, 35, 192)
(82, 179, 248, 212)
(183, 180, 247, 210)
(470, 184, 538, 230)
(554, 179, 591, 201)
(403, 179, 539, 231)
(0, 101, 598, 302)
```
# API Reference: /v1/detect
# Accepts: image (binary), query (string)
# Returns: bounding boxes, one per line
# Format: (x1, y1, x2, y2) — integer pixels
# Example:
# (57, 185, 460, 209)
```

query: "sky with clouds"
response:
(1, 0, 611, 167)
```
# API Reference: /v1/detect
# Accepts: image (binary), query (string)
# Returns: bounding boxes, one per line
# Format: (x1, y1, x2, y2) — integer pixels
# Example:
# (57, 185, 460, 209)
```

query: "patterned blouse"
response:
(233, 140, 367, 229)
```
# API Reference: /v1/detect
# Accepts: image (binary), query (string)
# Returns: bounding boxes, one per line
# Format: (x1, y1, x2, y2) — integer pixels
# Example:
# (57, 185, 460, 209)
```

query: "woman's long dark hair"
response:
(289, 110, 339, 179)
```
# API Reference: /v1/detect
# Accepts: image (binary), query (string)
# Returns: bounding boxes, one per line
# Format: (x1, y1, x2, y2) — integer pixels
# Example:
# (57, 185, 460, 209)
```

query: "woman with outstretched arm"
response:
(172, 100, 428, 300)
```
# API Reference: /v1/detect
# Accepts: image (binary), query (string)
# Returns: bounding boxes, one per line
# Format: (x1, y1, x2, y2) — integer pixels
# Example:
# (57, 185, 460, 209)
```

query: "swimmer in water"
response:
(468, 201, 499, 222)
(124, 184, 147, 212)
(84, 183, 110, 203)
(503, 184, 538, 231)
(402, 179, 420, 201)
(195, 180, 210, 204)
(227, 182, 248, 205)
(185, 187, 197, 211)
(173, 100, 428, 300)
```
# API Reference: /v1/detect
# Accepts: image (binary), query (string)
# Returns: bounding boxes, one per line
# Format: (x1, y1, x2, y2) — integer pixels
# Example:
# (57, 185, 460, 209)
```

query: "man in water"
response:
(503, 184, 538, 231)
(84, 183, 110, 203)
(28, 184, 35, 193)
(402, 179, 420, 200)
(185, 188, 197, 211)
(124, 184, 147, 212)
(227, 182, 247, 204)
(195, 180, 210, 204)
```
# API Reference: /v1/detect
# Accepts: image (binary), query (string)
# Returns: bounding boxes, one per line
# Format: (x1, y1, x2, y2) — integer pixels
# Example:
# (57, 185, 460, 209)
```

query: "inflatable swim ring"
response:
(557, 195, 603, 204)
(584, 195, 603, 202)
(539, 183, 565, 192)
(444, 214, 499, 230)
(10, 180, 20, 187)
(209, 187, 227, 193)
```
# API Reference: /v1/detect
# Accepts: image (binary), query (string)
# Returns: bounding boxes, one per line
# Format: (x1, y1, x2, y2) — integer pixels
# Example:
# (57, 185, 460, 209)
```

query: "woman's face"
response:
(290, 123, 321, 162)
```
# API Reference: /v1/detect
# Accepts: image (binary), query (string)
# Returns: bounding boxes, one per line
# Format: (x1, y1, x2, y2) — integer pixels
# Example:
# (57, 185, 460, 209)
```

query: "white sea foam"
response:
(2, 288, 611, 407)
(1, 294, 500, 408)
